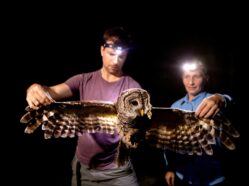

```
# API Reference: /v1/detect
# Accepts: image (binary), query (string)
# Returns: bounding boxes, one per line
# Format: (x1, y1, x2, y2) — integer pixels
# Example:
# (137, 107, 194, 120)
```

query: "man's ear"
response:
(100, 46, 104, 56)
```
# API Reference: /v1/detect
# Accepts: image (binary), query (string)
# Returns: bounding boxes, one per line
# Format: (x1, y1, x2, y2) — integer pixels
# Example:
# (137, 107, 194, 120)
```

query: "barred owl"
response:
(20, 88, 239, 164)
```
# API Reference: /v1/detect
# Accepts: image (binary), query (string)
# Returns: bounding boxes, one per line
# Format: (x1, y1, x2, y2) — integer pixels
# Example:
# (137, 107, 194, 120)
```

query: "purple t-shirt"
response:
(65, 70, 141, 170)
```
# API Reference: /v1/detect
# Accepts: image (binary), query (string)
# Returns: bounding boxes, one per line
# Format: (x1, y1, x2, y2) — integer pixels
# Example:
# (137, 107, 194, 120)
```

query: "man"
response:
(165, 60, 231, 186)
(26, 26, 140, 186)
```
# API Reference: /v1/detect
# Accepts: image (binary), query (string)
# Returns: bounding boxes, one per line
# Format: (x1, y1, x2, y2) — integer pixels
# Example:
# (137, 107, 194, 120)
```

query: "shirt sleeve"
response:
(64, 74, 82, 95)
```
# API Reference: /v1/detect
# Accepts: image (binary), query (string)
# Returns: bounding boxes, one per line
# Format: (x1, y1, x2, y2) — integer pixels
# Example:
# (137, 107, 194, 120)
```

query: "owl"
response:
(20, 88, 240, 165)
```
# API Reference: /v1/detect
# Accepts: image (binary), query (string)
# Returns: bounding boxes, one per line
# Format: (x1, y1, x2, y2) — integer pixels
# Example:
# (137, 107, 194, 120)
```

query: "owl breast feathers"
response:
(20, 88, 240, 158)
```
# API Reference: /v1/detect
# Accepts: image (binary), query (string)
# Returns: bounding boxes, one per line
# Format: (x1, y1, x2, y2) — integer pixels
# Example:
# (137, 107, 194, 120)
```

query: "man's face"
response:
(182, 70, 205, 97)
(101, 43, 128, 75)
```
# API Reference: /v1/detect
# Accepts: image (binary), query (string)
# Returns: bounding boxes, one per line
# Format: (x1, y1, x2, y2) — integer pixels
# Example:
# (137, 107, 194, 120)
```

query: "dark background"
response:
(6, 3, 247, 186)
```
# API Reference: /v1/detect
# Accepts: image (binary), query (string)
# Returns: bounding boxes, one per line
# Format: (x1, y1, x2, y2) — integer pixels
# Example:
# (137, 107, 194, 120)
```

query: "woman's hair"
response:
(181, 59, 209, 78)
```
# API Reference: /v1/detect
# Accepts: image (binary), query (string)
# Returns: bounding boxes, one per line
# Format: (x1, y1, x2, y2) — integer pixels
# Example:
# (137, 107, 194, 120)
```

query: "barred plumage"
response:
(20, 88, 240, 164)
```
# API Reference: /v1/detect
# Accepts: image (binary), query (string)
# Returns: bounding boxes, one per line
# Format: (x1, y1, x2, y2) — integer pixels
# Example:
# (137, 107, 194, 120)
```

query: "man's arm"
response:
(26, 83, 73, 108)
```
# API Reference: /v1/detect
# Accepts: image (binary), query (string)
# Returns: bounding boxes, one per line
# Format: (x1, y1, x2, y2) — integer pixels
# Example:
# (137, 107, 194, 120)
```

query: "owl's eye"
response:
(130, 100, 138, 106)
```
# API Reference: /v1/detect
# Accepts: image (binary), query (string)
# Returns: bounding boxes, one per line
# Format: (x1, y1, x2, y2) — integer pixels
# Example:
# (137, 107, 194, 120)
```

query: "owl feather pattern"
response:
(20, 88, 240, 164)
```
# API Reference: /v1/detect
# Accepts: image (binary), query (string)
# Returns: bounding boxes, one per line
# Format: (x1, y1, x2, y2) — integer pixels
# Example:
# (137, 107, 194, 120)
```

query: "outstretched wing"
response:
(134, 107, 240, 155)
(20, 101, 118, 139)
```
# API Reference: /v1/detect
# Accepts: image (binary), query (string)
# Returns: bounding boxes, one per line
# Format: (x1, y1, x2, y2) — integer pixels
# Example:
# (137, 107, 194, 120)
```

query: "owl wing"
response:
(20, 101, 118, 139)
(134, 107, 240, 155)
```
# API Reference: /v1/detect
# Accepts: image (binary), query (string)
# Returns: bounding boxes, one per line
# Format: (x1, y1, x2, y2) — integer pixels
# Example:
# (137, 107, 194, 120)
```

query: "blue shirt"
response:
(171, 91, 211, 111)
(167, 91, 226, 186)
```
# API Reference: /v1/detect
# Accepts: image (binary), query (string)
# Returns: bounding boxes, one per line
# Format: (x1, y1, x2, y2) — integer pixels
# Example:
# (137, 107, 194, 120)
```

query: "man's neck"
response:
(100, 68, 123, 82)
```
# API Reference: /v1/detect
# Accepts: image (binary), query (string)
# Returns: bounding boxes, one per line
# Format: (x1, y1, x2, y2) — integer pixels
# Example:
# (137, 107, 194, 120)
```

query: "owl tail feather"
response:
(115, 141, 130, 167)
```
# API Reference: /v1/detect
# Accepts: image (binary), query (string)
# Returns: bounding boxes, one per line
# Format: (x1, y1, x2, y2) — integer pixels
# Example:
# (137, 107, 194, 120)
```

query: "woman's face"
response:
(182, 69, 206, 97)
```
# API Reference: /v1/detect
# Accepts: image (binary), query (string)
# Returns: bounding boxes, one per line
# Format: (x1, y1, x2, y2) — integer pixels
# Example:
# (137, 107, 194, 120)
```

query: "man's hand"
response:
(26, 83, 55, 108)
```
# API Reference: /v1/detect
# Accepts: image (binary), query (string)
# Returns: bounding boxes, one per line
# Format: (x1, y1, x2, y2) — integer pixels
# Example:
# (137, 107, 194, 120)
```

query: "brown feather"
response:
(20, 88, 240, 166)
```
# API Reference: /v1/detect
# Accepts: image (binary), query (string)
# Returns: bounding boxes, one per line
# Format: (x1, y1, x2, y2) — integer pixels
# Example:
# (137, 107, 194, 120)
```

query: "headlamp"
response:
(182, 63, 197, 71)
(103, 43, 125, 54)
(182, 60, 201, 72)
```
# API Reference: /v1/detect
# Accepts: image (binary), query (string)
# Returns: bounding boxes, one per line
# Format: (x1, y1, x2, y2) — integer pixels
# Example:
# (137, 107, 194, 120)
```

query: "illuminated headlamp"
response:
(103, 43, 125, 55)
(182, 60, 201, 71)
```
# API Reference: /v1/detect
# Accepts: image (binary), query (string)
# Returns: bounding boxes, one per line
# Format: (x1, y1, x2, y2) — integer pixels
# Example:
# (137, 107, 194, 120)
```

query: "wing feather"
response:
(20, 101, 118, 139)
(136, 107, 240, 155)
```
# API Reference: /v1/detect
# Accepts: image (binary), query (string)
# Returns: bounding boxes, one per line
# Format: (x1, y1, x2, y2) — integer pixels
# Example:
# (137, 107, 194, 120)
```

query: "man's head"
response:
(181, 60, 209, 98)
(101, 27, 132, 76)
(102, 26, 132, 50)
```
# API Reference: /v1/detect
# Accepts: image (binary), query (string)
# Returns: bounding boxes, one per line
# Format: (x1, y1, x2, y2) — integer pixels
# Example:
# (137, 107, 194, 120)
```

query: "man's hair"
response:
(102, 26, 132, 49)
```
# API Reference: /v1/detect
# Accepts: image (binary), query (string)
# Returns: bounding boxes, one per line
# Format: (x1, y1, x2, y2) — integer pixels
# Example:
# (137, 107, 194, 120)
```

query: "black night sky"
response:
(6, 4, 247, 186)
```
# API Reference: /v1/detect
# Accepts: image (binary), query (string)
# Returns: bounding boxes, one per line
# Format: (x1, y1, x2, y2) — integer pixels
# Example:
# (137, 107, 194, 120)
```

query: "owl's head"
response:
(116, 88, 152, 127)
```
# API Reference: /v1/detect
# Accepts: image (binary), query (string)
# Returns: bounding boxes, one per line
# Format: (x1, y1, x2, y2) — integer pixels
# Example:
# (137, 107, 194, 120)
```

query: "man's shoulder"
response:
(74, 70, 100, 80)
(84, 70, 99, 76)
(123, 75, 136, 81)
(122, 75, 141, 87)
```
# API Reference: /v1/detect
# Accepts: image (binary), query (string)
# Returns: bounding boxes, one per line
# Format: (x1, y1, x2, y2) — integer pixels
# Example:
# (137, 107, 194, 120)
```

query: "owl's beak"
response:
(140, 109, 144, 116)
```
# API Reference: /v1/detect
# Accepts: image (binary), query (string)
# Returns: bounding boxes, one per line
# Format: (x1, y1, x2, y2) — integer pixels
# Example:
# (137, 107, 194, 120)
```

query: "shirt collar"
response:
(181, 91, 208, 105)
